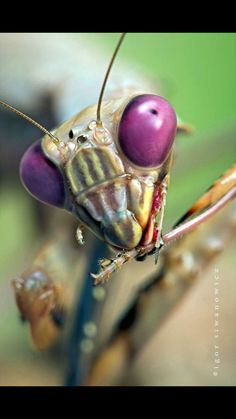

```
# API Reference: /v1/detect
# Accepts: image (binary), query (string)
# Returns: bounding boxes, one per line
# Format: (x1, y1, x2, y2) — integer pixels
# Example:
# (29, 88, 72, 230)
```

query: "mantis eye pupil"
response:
(150, 109, 158, 115)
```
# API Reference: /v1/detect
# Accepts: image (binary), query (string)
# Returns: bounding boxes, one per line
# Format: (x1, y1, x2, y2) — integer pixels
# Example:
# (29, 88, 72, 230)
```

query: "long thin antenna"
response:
(0, 99, 60, 145)
(96, 33, 126, 127)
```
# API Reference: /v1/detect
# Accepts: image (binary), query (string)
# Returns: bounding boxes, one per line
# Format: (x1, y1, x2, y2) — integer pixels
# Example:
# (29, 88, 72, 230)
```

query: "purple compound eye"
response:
(118, 94, 177, 168)
(20, 140, 65, 208)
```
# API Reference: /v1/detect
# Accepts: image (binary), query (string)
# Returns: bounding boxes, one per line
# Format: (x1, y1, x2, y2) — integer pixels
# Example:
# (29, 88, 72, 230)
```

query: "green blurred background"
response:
(0, 33, 235, 385)
(91, 33, 236, 134)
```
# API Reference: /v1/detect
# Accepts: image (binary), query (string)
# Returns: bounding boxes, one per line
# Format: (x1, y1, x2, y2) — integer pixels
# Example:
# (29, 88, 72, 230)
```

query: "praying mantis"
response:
(0, 33, 235, 354)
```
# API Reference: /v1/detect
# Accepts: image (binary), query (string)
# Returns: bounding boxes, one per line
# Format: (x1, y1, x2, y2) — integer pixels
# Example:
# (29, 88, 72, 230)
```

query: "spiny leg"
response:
(91, 249, 139, 285)
(91, 244, 155, 285)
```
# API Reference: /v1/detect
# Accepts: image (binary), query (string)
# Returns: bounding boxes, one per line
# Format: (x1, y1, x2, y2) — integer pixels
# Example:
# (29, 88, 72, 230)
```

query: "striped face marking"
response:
(66, 146, 125, 194)
(65, 145, 153, 249)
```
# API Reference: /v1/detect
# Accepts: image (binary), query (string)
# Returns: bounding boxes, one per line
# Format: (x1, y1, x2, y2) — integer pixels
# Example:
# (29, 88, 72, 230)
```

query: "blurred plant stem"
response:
(66, 239, 109, 386)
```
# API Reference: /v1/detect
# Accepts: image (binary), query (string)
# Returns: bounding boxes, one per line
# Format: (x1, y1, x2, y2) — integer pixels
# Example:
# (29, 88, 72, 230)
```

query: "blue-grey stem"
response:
(65, 238, 108, 386)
